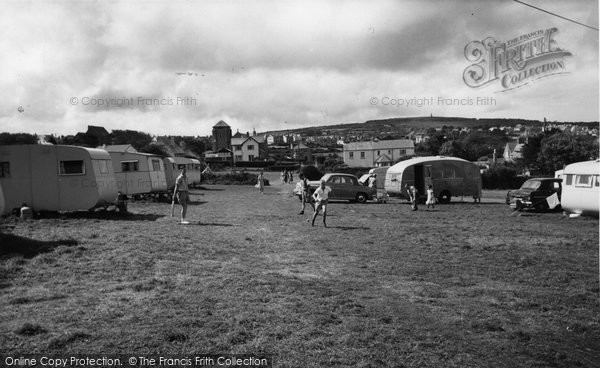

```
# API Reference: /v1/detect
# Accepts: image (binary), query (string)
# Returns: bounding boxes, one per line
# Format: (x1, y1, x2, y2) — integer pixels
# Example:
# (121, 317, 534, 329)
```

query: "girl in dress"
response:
(426, 185, 435, 211)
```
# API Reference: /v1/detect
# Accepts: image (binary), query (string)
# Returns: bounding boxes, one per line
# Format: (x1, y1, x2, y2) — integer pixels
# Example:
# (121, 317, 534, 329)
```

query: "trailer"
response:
(385, 156, 482, 203)
(560, 159, 599, 217)
(163, 157, 178, 191)
(0, 144, 117, 214)
(102, 145, 167, 196)
(173, 157, 202, 187)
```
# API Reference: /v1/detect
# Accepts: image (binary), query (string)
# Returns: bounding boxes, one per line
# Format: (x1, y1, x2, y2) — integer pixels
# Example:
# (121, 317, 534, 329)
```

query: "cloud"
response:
(0, 0, 597, 137)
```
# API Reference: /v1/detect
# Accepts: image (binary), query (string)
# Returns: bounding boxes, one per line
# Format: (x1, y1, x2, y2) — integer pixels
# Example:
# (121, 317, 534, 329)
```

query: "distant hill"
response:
(263, 116, 598, 136)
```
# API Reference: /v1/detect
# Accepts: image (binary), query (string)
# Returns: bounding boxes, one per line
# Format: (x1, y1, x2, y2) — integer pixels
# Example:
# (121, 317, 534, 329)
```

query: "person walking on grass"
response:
(311, 179, 332, 227)
(257, 171, 265, 194)
(172, 167, 189, 224)
(298, 173, 314, 215)
(280, 170, 286, 184)
(426, 185, 435, 211)
(405, 183, 418, 211)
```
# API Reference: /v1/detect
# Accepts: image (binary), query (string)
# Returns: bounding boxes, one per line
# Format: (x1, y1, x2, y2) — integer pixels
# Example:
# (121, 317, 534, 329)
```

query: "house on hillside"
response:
(290, 142, 312, 163)
(343, 139, 415, 168)
(231, 136, 266, 162)
(503, 142, 525, 162)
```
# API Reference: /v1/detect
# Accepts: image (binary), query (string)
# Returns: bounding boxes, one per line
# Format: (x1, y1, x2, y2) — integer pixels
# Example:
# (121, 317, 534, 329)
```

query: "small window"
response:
(377, 150, 380, 155)
(442, 168, 455, 179)
(60, 160, 85, 175)
(247, 145, 255, 150)
(152, 159, 161, 171)
(360, 152, 365, 158)
(349, 152, 354, 159)
(552, 181, 561, 190)
(0, 162, 9, 177)
(98, 160, 110, 174)
(565, 174, 573, 186)
(177, 164, 186, 170)
(595, 176, 600, 187)
(399, 149, 406, 155)
(576, 175, 593, 187)
(122, 161, 139, 172)
(425, 166, 432, 178)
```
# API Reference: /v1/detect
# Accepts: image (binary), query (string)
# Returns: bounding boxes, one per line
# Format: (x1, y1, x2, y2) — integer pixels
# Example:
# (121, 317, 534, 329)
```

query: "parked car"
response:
(506, 178, 562, 210)
(294, 173, 376, 203)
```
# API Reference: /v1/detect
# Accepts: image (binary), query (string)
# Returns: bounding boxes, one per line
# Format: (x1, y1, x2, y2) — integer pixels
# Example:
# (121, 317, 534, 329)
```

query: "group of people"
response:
(280, 169, 294, 184)
(169, 167, 438, 225)
(405, 183, 436, 211)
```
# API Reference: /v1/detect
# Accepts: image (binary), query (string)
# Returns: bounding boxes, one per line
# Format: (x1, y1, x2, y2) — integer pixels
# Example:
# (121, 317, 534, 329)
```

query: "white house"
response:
(231, 136, 264, 162)
(343, 139, 415, 168)
(503, 142, 525, 162)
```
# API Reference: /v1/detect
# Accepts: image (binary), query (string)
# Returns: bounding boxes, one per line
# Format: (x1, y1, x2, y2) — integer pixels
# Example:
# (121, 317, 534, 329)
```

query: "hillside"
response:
(264, 116, 598, 136)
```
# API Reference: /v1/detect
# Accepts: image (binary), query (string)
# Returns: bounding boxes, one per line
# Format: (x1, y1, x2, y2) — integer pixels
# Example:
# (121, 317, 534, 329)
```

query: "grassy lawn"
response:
(1, 184, 598, 367)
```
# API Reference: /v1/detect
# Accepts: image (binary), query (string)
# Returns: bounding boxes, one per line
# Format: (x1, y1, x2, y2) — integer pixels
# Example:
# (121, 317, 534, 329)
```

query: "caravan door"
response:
(32, 146, 60, 211)
(414, 164, 425, 195)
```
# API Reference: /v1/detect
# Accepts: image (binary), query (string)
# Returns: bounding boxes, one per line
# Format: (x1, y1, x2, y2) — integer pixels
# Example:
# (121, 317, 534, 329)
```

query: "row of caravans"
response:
(0, 144, 202, 215)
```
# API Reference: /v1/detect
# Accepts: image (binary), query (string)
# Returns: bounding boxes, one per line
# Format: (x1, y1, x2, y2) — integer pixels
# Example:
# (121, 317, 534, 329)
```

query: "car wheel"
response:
(438, 190, 451, 204)
(356, 193, 367, 203)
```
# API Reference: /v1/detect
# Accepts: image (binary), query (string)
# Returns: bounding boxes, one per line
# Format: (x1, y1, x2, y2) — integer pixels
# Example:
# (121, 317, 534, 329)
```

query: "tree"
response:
(538, 132, 598, 174)
(439, 140, 463, 157)
(0, 133, 37, 145)
(111, 130, 152, 151)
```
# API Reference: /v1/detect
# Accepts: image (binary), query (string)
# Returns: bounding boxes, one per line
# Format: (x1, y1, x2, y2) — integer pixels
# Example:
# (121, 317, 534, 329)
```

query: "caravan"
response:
(385, 156, 482, 203)
(560, 159, 599, 217)
(0, 145, 117, 214)
(102, 145, 168, 196)
(173, 157, 202, 187)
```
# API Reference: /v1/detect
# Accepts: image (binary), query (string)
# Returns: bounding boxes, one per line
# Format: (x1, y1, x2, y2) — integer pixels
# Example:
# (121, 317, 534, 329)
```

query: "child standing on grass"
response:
(426, 185, 435, 211)
(257, 172, 265, 194)
(298, 173, 314, 215)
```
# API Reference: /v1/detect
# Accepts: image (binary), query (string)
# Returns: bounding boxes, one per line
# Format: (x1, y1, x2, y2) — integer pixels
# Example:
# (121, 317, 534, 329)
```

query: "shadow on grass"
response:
(189, 222, 234, 227)
(192, 186, 224, 191)
(328, 225, 371, 230)
(53, 211, 166, 222)
(0, 233, 78, 258)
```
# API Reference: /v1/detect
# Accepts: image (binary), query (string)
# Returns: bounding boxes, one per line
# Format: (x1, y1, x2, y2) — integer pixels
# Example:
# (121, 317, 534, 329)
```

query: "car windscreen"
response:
(520, 180, 541, 190)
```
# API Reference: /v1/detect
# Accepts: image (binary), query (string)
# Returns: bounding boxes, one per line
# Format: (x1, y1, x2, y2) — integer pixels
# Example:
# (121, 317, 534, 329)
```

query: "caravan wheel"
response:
(438, 190, 451, 204)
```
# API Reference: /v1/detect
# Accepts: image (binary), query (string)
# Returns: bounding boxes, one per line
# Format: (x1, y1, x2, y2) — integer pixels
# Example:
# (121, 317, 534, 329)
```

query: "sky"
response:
(0, 0, 598, 137)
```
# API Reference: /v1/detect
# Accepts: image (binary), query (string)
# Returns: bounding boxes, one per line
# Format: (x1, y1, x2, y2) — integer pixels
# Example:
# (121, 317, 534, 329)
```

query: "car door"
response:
(326, 175, 342, 199)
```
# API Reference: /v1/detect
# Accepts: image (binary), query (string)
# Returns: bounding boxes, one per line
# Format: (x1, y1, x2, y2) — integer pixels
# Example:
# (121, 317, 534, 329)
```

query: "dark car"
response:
(295, 173, 376, 203)
(506, 178, 562, 210)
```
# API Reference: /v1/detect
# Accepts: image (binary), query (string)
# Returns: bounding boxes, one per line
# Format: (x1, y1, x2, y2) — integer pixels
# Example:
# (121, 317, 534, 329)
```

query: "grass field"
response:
(1, 181, 598, 368)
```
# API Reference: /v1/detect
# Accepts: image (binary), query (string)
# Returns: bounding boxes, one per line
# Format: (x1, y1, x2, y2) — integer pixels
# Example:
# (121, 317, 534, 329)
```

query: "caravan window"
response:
(425, 166, 432, 178)
(442, 167, 455, 179)
(575, 175, 593, 188)
(0, 162, 9, 177)
(59, 160, 85, 175)
(595, 175, 599, 187)
(98, 160, 110, 174)
(565, 174, 573, 186)
(152, 159, 162, 171)
(121, 161, 139, 172)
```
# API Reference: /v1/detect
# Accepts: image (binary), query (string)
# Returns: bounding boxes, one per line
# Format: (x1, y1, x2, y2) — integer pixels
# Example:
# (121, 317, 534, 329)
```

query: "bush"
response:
(201, 172, 269, 186)
(299, 165, 323, 180)
(482, 164, 528, 189)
